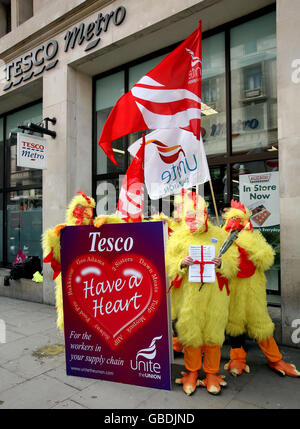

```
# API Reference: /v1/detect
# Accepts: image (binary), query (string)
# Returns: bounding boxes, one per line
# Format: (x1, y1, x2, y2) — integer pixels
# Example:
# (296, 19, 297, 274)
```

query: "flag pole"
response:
(196, 20, 220, 227)
(209, 179, 220, 227)
(196, 20, 202, 202)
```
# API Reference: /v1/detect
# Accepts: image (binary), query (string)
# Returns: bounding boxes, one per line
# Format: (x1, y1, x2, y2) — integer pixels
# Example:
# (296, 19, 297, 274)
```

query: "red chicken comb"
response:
(77, 190, 91, 205)
(230, 199, 246, 213)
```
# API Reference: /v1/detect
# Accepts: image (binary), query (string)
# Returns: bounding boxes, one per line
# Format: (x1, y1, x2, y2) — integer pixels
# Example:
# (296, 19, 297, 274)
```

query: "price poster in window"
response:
(60, 222, 172, 390)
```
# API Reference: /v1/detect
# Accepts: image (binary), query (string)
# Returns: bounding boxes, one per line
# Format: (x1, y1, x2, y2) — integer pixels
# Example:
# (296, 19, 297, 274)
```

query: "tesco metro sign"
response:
(17, 132, 48, 170)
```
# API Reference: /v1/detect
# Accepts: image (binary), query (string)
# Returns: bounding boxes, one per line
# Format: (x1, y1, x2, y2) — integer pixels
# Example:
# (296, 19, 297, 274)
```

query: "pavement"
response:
(0, 296, 300, 411)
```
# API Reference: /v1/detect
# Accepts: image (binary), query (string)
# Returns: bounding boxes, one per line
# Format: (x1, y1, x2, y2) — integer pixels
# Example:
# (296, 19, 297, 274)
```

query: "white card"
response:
(188, 245, 215, 283)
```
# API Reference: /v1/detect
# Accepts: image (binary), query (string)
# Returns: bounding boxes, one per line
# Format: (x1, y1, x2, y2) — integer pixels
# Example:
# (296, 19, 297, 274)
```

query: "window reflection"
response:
(7, 190, 42, 264)
(6, 103, 43, 188)
(201, 32, 226, 157)
(0, 118, 3, 188)
(230, 12, 277, 155)
(204, 165, 228, 224)
(0, 192, 3, 262)
(96, 72, 126, 175)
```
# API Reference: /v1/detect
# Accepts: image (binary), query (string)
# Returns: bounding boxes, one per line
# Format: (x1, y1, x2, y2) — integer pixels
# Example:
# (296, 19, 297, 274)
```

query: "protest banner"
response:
(60, 221, 172, 390)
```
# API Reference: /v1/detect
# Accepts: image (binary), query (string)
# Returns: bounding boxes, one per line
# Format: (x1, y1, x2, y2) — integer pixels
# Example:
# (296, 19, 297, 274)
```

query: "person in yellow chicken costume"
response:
(223, 200, 299, 377)
(165, 191, 240, 395)
(42, 190, 124, 331)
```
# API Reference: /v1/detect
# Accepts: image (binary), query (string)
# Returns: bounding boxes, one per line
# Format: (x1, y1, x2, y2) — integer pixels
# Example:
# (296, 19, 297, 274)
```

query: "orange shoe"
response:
(224, 346, 250, 376)
(224, 360, 250, 376)
(268, 360, 300, 377)
(199, 373, 227, 395)
(175, 370, 200, 396)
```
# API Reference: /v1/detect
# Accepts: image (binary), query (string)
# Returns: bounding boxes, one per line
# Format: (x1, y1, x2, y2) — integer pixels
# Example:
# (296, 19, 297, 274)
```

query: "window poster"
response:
(239, 171, 280, 233)
(60, 222, 172, 390)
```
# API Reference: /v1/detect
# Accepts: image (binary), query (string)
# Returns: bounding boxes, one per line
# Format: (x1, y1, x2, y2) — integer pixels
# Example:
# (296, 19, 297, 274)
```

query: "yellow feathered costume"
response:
(224, 210, 275, 342)
(42, 190, 125, 331)
(223, 200, 300, 378)
(165, 191, 239, 395)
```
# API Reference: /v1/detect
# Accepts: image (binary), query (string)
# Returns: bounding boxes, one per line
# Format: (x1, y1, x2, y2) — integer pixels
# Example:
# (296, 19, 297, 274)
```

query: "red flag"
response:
(117, 134, 145, 222)
(99, 22, 202, 165)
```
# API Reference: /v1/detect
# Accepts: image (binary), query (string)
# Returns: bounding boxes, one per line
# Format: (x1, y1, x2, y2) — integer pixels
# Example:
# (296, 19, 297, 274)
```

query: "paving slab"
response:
(4, 315, 56, 336)
(2, 350, 65, 380)
(0, 374, 78, 409)
(0, 367, 26, 393)
(68, 378, 158, 409)
(45, 365, 98, 391)
(3, 328, 25, 344)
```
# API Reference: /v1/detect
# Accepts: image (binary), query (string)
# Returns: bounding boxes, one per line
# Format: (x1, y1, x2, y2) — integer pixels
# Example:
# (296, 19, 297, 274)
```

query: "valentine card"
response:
(60, 221, 172, 390)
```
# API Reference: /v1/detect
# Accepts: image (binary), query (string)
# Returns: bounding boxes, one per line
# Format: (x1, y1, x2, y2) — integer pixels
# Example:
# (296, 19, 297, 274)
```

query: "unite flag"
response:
(128, 129, 210, 200)
(98, 23, 202, 166)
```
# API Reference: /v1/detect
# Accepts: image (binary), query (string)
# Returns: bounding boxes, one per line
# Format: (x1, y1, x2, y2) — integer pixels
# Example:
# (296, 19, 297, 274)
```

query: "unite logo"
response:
(186, 48, 202, 84)
(130, 335, 163, 380)
(146, 139, 185, 164)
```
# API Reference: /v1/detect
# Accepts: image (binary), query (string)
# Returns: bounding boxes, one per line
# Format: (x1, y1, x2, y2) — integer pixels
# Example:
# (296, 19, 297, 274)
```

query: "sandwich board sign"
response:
(60, 221, 172, 390)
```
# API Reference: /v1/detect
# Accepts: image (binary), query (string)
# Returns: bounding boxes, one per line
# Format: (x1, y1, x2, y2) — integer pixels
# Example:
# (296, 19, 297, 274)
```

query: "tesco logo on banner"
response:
(17, 132, 48, 170)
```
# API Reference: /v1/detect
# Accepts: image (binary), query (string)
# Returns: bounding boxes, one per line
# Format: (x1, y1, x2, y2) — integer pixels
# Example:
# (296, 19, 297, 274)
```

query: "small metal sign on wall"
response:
(17, 132, 48, 170)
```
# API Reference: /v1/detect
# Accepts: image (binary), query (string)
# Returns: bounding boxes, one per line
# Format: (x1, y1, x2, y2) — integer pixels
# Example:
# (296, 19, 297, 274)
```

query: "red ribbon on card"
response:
(192, 245, 215, 283)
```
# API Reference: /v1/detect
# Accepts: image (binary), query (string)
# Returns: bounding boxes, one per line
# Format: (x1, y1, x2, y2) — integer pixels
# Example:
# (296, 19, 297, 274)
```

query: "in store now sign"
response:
(3, 6, 126, 92)
(239, 171, 280, 231)
(17, 132, 48, 170)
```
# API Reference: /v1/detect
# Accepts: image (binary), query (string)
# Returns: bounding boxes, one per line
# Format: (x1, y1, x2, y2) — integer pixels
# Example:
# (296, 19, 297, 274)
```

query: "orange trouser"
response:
(257, 336, 282, 363)
(184, 345, 221, 374)
(173, 337, 184, 353)
(230, 346, 247, 362)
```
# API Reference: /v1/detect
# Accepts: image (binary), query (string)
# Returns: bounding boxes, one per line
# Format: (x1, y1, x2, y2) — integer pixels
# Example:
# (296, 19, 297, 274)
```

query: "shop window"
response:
(0, 192, 3, 262)
(204, 165, 228, 224)
(0, 117, 3, 188)
(95, 71, 126, 175)
(7, 189, 42, 263)
(0, 101, 42, 267)
(0, 1, 11, 37)
(6, 103, 42, 188)
(230, 11, 277, 155)
(17, 0, 33, 26)
(201, 32, 226, 157)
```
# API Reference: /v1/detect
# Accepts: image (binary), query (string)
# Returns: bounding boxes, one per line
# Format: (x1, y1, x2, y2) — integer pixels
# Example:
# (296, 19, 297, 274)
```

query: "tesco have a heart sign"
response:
(65, 253, 161, 349)
(60, 222, 171, 390)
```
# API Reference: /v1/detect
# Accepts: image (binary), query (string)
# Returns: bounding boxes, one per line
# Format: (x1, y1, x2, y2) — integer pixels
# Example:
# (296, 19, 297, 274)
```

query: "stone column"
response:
(277, 0, 300, 348)
(42, 64, 93, 305)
